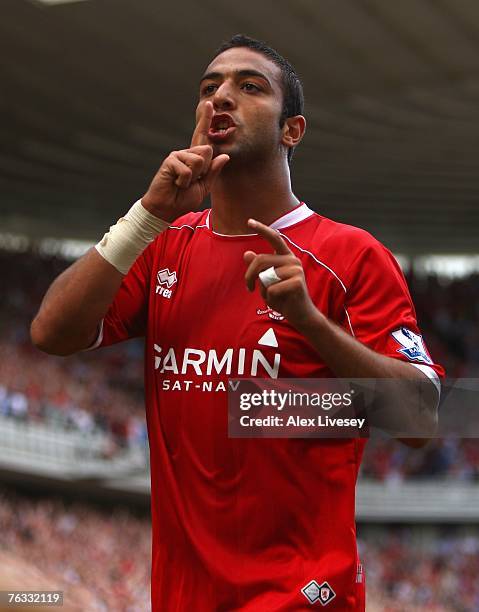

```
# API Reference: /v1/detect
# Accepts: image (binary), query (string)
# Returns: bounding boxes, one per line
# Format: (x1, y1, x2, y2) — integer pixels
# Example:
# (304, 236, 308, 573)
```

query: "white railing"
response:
(0, 415, 148, 478)
(356, 480, 479, 522)
(3, 416, 479, 520)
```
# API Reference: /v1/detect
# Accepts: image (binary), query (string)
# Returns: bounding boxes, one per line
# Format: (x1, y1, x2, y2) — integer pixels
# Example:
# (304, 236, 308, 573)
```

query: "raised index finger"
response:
(191, 101, 213, 147)
(248, 218, 293, 255)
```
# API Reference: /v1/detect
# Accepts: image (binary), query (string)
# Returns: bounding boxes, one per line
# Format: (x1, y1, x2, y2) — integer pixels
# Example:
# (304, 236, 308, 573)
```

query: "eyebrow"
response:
(199, 69, 272, 88)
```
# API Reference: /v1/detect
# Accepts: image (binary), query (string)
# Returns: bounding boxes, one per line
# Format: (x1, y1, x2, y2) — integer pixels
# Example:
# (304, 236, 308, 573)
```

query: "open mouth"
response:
(208, 114, 237, 140)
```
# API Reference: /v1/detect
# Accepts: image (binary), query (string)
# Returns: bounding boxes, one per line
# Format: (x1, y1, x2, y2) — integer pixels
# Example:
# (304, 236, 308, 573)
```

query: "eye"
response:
(242, 82, 260, 92)
(201, 84, 218, 96)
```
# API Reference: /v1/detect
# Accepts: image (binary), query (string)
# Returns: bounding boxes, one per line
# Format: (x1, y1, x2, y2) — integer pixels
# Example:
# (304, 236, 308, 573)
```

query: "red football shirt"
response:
(93, 203, 443, 610)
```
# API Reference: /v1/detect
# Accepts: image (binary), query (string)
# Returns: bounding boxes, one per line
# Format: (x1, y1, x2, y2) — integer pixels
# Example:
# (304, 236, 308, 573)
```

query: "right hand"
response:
(141, 101, 230, 221)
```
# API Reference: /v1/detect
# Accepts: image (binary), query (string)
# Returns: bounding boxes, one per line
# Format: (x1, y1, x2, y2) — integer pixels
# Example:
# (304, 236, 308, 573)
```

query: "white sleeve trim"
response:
(410, 363, 441, 397)
(82, 320, 104, 352)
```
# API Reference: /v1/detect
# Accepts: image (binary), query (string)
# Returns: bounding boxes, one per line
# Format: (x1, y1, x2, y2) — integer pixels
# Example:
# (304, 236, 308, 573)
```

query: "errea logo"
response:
(156, 268, 177, 299)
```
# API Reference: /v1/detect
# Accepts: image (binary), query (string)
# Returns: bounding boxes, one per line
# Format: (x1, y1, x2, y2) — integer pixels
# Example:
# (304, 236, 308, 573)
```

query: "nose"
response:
(212, 80, 236, 111)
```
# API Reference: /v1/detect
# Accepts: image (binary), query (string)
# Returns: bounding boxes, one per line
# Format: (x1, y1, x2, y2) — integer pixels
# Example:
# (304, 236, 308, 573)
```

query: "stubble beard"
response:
(213, 130, 282, 172)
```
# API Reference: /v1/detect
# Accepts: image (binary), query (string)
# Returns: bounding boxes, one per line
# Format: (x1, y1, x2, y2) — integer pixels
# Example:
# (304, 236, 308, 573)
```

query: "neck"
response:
(210, 157, 300, 234)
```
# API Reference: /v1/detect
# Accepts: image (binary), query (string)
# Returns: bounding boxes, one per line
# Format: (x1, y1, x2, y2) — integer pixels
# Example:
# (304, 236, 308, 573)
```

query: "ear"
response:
(281, 115, 306, 149)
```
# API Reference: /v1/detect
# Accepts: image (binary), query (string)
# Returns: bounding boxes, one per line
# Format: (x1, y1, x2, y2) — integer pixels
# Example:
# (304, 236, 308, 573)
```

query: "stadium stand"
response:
(0, 488, 150, 611)
(0, 250, 147, 458)
(359, 525, 479, 611)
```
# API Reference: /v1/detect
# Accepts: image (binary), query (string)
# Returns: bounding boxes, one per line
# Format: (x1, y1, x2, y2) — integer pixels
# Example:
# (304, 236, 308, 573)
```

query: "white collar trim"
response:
(206, 203, 314, 232)
(270, 203, 314, 230)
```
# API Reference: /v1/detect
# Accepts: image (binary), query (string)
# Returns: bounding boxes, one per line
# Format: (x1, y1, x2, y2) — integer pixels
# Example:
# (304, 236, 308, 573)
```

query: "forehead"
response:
(203, 47, 282, 88)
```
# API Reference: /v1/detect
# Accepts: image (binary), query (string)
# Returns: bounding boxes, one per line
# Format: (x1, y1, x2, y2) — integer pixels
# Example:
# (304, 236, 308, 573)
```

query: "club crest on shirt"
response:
(391, 327, 433, 364)
(155, 268, 177, 299)
(256, 306, 285, 321)
(301, 580, 336, 606)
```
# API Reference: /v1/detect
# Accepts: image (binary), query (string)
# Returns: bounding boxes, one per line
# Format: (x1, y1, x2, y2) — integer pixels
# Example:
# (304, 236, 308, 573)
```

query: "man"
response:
(31, 35, 444, 610)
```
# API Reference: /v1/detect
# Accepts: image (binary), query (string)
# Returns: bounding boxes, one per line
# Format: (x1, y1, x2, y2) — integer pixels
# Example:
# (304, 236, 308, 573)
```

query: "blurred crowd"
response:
(1, 486, 478, 612)
(361, 437, 479, 482)
(0, 250, 147, 457)
(359, 527, 479, 611)
(0, 488, 150, 611)
(1, 249, 479, 478)
(406, 270, 479, 378)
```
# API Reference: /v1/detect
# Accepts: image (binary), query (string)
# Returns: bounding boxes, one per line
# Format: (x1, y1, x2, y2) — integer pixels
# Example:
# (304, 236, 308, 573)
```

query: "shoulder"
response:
(325, 219, 401, 282)
(291, 213, 391, 286)
(313, 215, 382, 254)
(320, 218, 404, 289)
(288, 210, 381, 256)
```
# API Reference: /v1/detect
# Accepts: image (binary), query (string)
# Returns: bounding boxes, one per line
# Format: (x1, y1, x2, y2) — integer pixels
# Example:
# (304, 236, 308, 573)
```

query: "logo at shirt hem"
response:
(156, 268, 177, 299)
(301, 580, 336, 606)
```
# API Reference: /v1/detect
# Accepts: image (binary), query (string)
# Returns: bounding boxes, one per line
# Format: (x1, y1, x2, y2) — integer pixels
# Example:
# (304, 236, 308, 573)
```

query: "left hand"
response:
(244, 219, 317, 328)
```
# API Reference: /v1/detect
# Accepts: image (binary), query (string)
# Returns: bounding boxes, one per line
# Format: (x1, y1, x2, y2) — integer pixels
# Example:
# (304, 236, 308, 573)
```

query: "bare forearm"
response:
(294, 309, 438, 443)
(295, 309, 418, 379)
(31, 248, 124, 355)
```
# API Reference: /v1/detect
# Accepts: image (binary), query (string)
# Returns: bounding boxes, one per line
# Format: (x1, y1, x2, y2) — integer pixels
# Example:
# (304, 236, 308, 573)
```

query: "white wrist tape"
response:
(95, 200, 169, 274)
